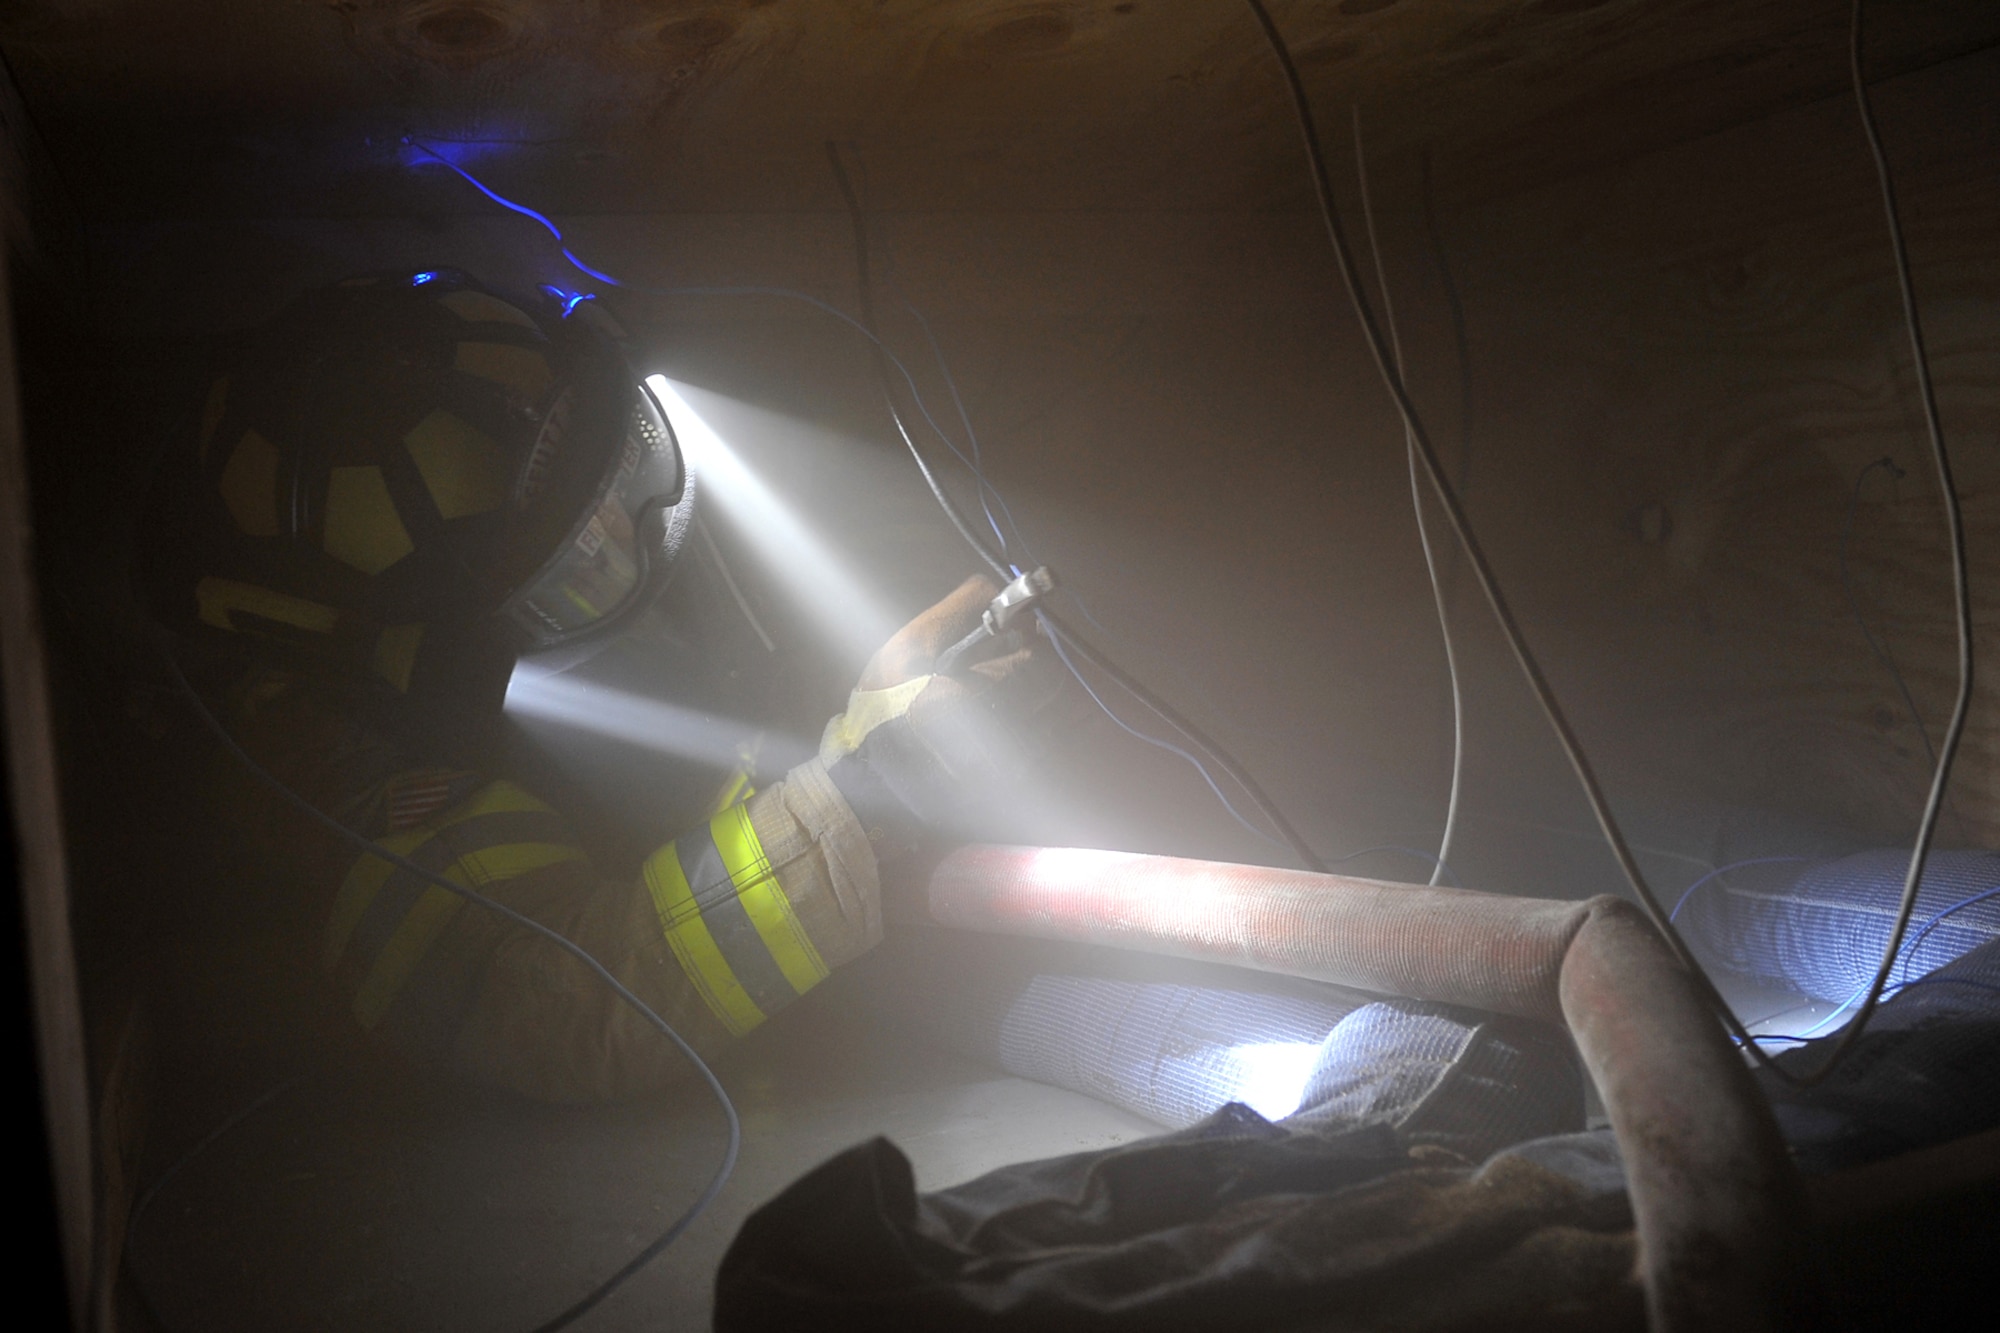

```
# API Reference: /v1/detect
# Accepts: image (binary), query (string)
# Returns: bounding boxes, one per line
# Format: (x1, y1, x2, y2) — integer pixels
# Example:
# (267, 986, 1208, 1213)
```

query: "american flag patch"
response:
(384, 769, 470, 831)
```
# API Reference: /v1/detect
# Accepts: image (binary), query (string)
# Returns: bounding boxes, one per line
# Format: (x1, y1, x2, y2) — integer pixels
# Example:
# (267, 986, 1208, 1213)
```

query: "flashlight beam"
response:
(505, 665, 812, 773)
(646, 376, 900, 665)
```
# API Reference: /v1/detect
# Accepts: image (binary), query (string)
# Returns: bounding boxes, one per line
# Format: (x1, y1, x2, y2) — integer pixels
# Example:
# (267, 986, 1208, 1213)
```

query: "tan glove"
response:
(819, 575, 1070, 856)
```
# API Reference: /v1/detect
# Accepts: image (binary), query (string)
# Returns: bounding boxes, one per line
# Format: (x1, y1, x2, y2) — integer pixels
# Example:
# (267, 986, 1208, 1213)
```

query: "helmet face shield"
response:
(502, 379, 685, 649)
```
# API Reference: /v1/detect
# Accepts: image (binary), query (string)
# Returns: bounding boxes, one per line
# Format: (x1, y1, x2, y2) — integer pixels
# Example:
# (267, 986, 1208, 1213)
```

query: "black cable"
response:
(823, 141, 1327, 873)
(1037, 608, 1327, 872)
(159, 650, 740, 1332)
(824, 141, 1013, 583)
(1789, 0, 1974, 1082)
(124, 1074, 313, 1332)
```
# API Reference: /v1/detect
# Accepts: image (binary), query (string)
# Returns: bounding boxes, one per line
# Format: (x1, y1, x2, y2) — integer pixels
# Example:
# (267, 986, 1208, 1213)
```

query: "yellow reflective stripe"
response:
(706, 769, 755, 817)
(352, 886, 463, 1029)
(325, 821, 433, 970)
(642, 843, 766, 1038)
(325, 780, 555, 969)
(196, 577, 341, 635)
(710, 804, 827, 995)
(351, 841, 586, 1030)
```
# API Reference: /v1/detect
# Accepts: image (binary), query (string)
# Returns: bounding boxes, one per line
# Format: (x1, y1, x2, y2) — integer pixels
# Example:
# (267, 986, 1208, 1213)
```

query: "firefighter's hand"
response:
(855, 573, 1001, 691)
(817, 575, 1070, 852)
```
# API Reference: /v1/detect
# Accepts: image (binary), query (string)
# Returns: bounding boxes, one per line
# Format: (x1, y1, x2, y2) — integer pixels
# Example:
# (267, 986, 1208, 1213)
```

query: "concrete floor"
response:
(115, 906, 1832, 1333)
(124, 968, 1158, 1332)
(125, 964, 1160, 1328)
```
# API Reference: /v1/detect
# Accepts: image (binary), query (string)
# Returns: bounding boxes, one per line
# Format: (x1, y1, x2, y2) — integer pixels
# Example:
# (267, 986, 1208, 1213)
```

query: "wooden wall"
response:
(74, 41, 2000, 900)
(1422, 44, 1999, 857)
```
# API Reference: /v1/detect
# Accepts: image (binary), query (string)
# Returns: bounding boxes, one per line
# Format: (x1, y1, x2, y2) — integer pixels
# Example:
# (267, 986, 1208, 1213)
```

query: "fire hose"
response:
(891, 844, 1822, 1333)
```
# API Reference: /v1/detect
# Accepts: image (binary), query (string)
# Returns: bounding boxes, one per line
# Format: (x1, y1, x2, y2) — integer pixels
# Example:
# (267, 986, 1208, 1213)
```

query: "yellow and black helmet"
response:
(141, 268, 691, 694)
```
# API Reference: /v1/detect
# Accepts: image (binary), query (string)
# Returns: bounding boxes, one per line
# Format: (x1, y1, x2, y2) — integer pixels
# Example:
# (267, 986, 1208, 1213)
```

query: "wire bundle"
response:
(1242, 0, 1974, 1087)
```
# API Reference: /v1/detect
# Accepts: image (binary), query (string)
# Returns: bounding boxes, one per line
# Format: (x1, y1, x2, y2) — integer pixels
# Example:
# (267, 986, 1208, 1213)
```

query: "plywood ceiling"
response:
(2, 0, 1995, 220)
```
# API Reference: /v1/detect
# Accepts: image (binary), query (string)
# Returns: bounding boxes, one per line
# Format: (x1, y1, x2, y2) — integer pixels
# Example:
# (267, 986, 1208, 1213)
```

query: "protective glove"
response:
(819, 574, 1071, 858)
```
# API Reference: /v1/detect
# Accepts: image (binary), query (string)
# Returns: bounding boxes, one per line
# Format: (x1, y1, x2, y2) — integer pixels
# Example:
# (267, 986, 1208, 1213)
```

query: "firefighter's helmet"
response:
(141, 268, 691, 696)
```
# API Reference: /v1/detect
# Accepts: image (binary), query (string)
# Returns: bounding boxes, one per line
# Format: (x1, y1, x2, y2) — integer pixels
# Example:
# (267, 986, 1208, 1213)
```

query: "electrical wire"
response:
(409, 139, 1036, 549)
(1244, 0, 1738, 1030)
(1244, 0, 1973, 1084)
(408, 135, 1331, 872)
(1747, 975, 2000, 1048)
(1785, 0, 1977, 1083)
(665, 281, 1026, 507)
(1768, 979, 1884, 1047)
(1883, 975, 2000, 1002)
(840, 147, 1326, 871)
(892, 289, 1044, 568)
(123, 1073, 313, 1332)
(406, 141, 624, 288)
(1035, 607, 1326, 871)
(128, 1074, 310, 1256)
(1322, 844, 1460, 888)
(839, 141, 1026, 565)
(695, 515, 778, 653)
(1351, 106, 1464, 891)
(1040, 613, 1296, 856)
(862, 195, 1047, 570)
(159, 651, 740, 1333)
(820, 139, 1328, 873)
(1666, 856, 1812, 924)
(1757, 875, 2000, 1037)
(822, 141, 1014, 583)
(1837, 456, 1969, 841)
(1898, 882, 2000, 985)
(1667, 856, 1999, 1041)
(1722, 872, 2000, 1045)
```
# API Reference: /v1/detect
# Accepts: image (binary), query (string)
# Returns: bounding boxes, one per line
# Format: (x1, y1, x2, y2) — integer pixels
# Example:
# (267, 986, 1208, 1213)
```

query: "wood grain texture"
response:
(0, 0, 1994, 219)
(1417, 46, 2000, 850)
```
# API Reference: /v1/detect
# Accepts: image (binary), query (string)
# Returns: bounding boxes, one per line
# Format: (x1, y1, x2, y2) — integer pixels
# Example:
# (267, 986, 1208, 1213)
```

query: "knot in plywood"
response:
(392, 0, 535, 66)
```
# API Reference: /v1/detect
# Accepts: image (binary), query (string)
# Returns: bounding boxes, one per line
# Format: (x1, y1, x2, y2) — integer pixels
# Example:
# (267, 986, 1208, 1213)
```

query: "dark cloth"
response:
(717, 866, 2000, 1329)
(718, 943, 1592, 1329)
(713, 1105, 1639, 1332)
(1758, 935, 2000, 1172)
(1286, 1001, 1583, 1164)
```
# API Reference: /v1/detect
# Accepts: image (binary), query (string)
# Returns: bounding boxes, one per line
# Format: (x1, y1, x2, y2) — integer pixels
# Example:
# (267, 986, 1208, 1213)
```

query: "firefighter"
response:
(140, 269, 1063, 1101)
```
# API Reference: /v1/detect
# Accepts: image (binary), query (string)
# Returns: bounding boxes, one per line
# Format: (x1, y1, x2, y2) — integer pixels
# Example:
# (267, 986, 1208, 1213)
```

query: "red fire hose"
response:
(898, 844, 1820, 1333)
